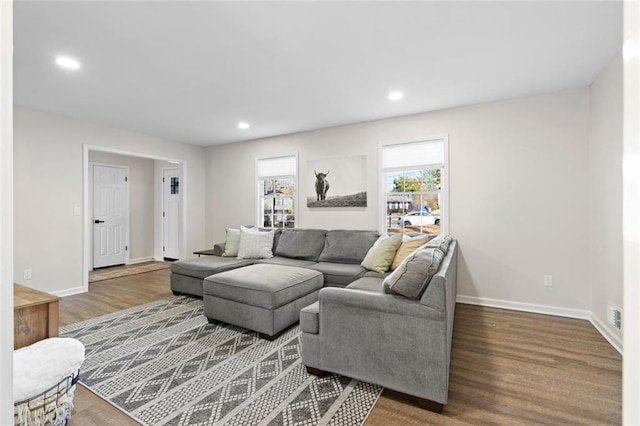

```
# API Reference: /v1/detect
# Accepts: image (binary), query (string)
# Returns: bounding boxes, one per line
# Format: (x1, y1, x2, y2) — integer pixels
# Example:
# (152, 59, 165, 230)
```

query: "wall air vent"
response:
(607, 302, 622, 330)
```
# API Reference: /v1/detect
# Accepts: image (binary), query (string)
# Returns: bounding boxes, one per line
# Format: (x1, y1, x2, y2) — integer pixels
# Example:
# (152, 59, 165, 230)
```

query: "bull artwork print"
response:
(307, 155, 367, 207)
(314, 170, 330, 201)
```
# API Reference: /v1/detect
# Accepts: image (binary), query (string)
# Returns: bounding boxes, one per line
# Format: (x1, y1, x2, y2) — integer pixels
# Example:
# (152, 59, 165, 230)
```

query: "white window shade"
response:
(257, 156, 297, 178)
(382, 140, 444, 170)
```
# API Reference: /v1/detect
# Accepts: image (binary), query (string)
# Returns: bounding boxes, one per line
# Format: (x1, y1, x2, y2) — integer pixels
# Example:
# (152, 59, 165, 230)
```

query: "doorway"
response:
(83, 145, 187, 294)
(91, 163, 128, 268)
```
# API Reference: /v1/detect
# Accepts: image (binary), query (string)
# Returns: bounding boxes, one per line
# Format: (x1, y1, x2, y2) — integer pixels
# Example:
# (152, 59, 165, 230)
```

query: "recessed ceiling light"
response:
(55, 56, 81, 70)
(388, 91, 404, 101)
(238, 122, 250, 130)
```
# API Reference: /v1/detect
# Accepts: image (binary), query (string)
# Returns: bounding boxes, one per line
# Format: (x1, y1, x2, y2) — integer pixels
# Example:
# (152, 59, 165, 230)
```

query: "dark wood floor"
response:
(60, 268, 622, 425)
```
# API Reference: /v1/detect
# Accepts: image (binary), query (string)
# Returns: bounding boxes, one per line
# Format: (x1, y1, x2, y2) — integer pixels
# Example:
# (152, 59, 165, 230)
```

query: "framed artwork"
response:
(307, 155, 367, 207)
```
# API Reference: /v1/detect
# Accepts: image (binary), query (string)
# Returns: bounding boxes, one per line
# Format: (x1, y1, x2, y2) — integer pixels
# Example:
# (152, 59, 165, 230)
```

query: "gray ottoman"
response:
(203, 264, 324, 339)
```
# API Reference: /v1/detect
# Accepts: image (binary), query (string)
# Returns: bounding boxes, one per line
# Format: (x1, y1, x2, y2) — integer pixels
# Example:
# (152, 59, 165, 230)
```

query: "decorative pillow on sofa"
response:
(222, 228, 241, 257)
(383, 246, 444, 299)
(424, 235, 453, 254)
(391, 234, 431, 270)
(237, 226, 275, 259)
(360, 233, 403, 273)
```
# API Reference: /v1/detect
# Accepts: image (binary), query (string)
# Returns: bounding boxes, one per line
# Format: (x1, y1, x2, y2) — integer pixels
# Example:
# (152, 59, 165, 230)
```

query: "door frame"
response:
(82, 145, 188, 293)
(161, 166, 183, 260)
(89, 162, 130, 270)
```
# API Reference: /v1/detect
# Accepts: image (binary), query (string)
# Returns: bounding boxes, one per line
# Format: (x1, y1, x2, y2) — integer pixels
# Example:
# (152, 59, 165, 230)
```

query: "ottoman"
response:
(203, 264, 324, 339)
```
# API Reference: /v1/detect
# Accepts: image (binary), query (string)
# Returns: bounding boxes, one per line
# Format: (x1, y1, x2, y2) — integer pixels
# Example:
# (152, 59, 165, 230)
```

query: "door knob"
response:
(94, 220, 105, 224)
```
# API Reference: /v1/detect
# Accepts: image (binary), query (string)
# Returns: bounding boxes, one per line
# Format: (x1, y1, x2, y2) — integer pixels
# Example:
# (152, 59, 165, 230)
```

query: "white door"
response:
(163, 167, 182, 260)
(93, 164, 128, 268)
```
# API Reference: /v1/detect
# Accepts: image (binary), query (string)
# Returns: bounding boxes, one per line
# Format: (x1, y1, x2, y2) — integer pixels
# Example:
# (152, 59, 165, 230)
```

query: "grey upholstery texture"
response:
(345, 276, 383, 292)
(171, 257, 254, 280)
(301, 240, 458, 406)
(299, 301, 319, 334)
(206, 289, 320, 337)
(274, 229, 327, 260)
(318, 230, 379, 264)
(203, 264, 323, 310)
(171, 228, 380, 296)
(307, 262, 368, 287)
(203, 264, 323, 337)
(255, 257, 317, 268)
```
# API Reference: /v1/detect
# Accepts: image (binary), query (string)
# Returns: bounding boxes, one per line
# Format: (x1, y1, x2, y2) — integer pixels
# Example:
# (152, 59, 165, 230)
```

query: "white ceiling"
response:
(14, 1, 622, 147)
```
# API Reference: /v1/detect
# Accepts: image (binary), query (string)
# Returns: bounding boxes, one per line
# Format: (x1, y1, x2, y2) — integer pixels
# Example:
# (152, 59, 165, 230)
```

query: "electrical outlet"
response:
(73, 206, 81, 216)
(543, 275, 553, 287)
(23, 269, 32, 280)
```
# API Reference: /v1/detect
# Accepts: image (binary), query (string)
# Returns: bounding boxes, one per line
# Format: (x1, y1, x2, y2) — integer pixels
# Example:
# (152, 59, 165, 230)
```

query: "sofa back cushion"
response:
(318, 230, 379, 264)
(382, 245, 444, 299)
(275, 228, 327, 261)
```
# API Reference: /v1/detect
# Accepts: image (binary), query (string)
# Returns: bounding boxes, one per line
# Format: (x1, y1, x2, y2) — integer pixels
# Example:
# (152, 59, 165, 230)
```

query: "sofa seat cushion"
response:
(346, 277, 384, 293)
(171, 257, 254, 280)
(308, 262, 368, 286)
(255, 256, 318, 268)
(318, 230, 379, 264)
(204, 264, 323, 310)
(300, 301, 319, 334)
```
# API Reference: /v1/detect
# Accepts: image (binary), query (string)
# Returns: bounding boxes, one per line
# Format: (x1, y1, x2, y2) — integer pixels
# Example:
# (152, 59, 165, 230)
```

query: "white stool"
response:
(13, 338, 85, 426)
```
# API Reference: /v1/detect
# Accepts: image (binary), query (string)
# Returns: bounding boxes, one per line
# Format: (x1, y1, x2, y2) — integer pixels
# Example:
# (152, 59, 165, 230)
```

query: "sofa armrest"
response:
(312, 285, 451, 403)
(213, 242, 225, 256)
(319, 287, 445, 322)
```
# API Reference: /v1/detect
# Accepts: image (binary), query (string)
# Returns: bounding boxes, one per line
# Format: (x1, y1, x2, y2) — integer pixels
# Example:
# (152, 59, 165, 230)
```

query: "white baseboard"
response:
(456, 295, 590, 320)
(51, 286, 86, 297)
(127, 256, 155, 265)
(152, 256, 165, 262)
(589, 312, 623, 354)
(456, 295, 622, 354)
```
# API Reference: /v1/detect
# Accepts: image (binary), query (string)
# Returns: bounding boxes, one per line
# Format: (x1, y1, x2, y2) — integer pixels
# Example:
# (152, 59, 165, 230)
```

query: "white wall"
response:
(88, 151, 155, 263)
(623, 1, 640, 421)
(1, 0, 13, 420)
(13, 106, 206, 295)
(206, 88, 591, 313)
(588, 53, 623, 350)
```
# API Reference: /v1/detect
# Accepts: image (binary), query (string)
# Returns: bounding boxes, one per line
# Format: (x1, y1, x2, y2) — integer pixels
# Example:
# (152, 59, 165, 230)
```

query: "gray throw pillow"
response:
(383, 246, 444, 299)
(423, 235, 452, 254)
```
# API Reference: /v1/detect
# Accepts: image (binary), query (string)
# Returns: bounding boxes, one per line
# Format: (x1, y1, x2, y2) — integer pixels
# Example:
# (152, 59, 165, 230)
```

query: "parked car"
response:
(400, 211, 440, 226)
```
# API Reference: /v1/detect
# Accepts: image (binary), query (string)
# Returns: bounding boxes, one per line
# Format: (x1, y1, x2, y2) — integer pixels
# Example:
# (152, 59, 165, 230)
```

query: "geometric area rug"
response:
(59, 296, 383, 426)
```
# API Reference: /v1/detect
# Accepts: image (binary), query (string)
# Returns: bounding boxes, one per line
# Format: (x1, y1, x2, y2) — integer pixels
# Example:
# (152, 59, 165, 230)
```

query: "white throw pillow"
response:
(222, 228, 241, 257)
(237, 226, 275, 259)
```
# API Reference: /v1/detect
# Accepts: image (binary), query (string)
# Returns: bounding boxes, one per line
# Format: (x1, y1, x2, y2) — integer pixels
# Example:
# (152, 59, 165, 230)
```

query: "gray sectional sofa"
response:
(301, 239, 457, 413)
(171, 228, 382, 297)
(170, 227, 457, 412)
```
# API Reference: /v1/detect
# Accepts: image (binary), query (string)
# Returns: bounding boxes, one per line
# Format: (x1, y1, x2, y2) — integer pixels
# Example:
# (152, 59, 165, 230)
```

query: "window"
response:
(381, 138, 448, 236)
(257, 155, 297, 229)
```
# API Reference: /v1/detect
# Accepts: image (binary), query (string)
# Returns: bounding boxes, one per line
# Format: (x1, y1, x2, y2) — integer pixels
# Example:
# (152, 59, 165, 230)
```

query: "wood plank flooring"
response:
(59, 269, 622, 425)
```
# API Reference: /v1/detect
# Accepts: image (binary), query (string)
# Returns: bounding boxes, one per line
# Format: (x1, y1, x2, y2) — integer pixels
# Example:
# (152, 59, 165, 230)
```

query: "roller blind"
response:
(257, 155, 297, 178)
(382, 140, 444, 170)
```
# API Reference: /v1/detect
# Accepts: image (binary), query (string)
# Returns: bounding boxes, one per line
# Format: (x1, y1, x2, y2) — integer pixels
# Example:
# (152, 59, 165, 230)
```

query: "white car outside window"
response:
(402, 211, 440, 226)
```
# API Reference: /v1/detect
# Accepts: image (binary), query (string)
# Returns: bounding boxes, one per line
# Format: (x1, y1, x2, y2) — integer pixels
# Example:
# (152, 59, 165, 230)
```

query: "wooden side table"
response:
(193, 249, 216, 257)
(14, 283, 60, 349)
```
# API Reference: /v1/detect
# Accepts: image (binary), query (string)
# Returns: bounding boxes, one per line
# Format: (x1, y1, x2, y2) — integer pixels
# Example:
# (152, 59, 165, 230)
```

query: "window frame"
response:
(255, 154, 299, 229)
(379, 136, 449, 236)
